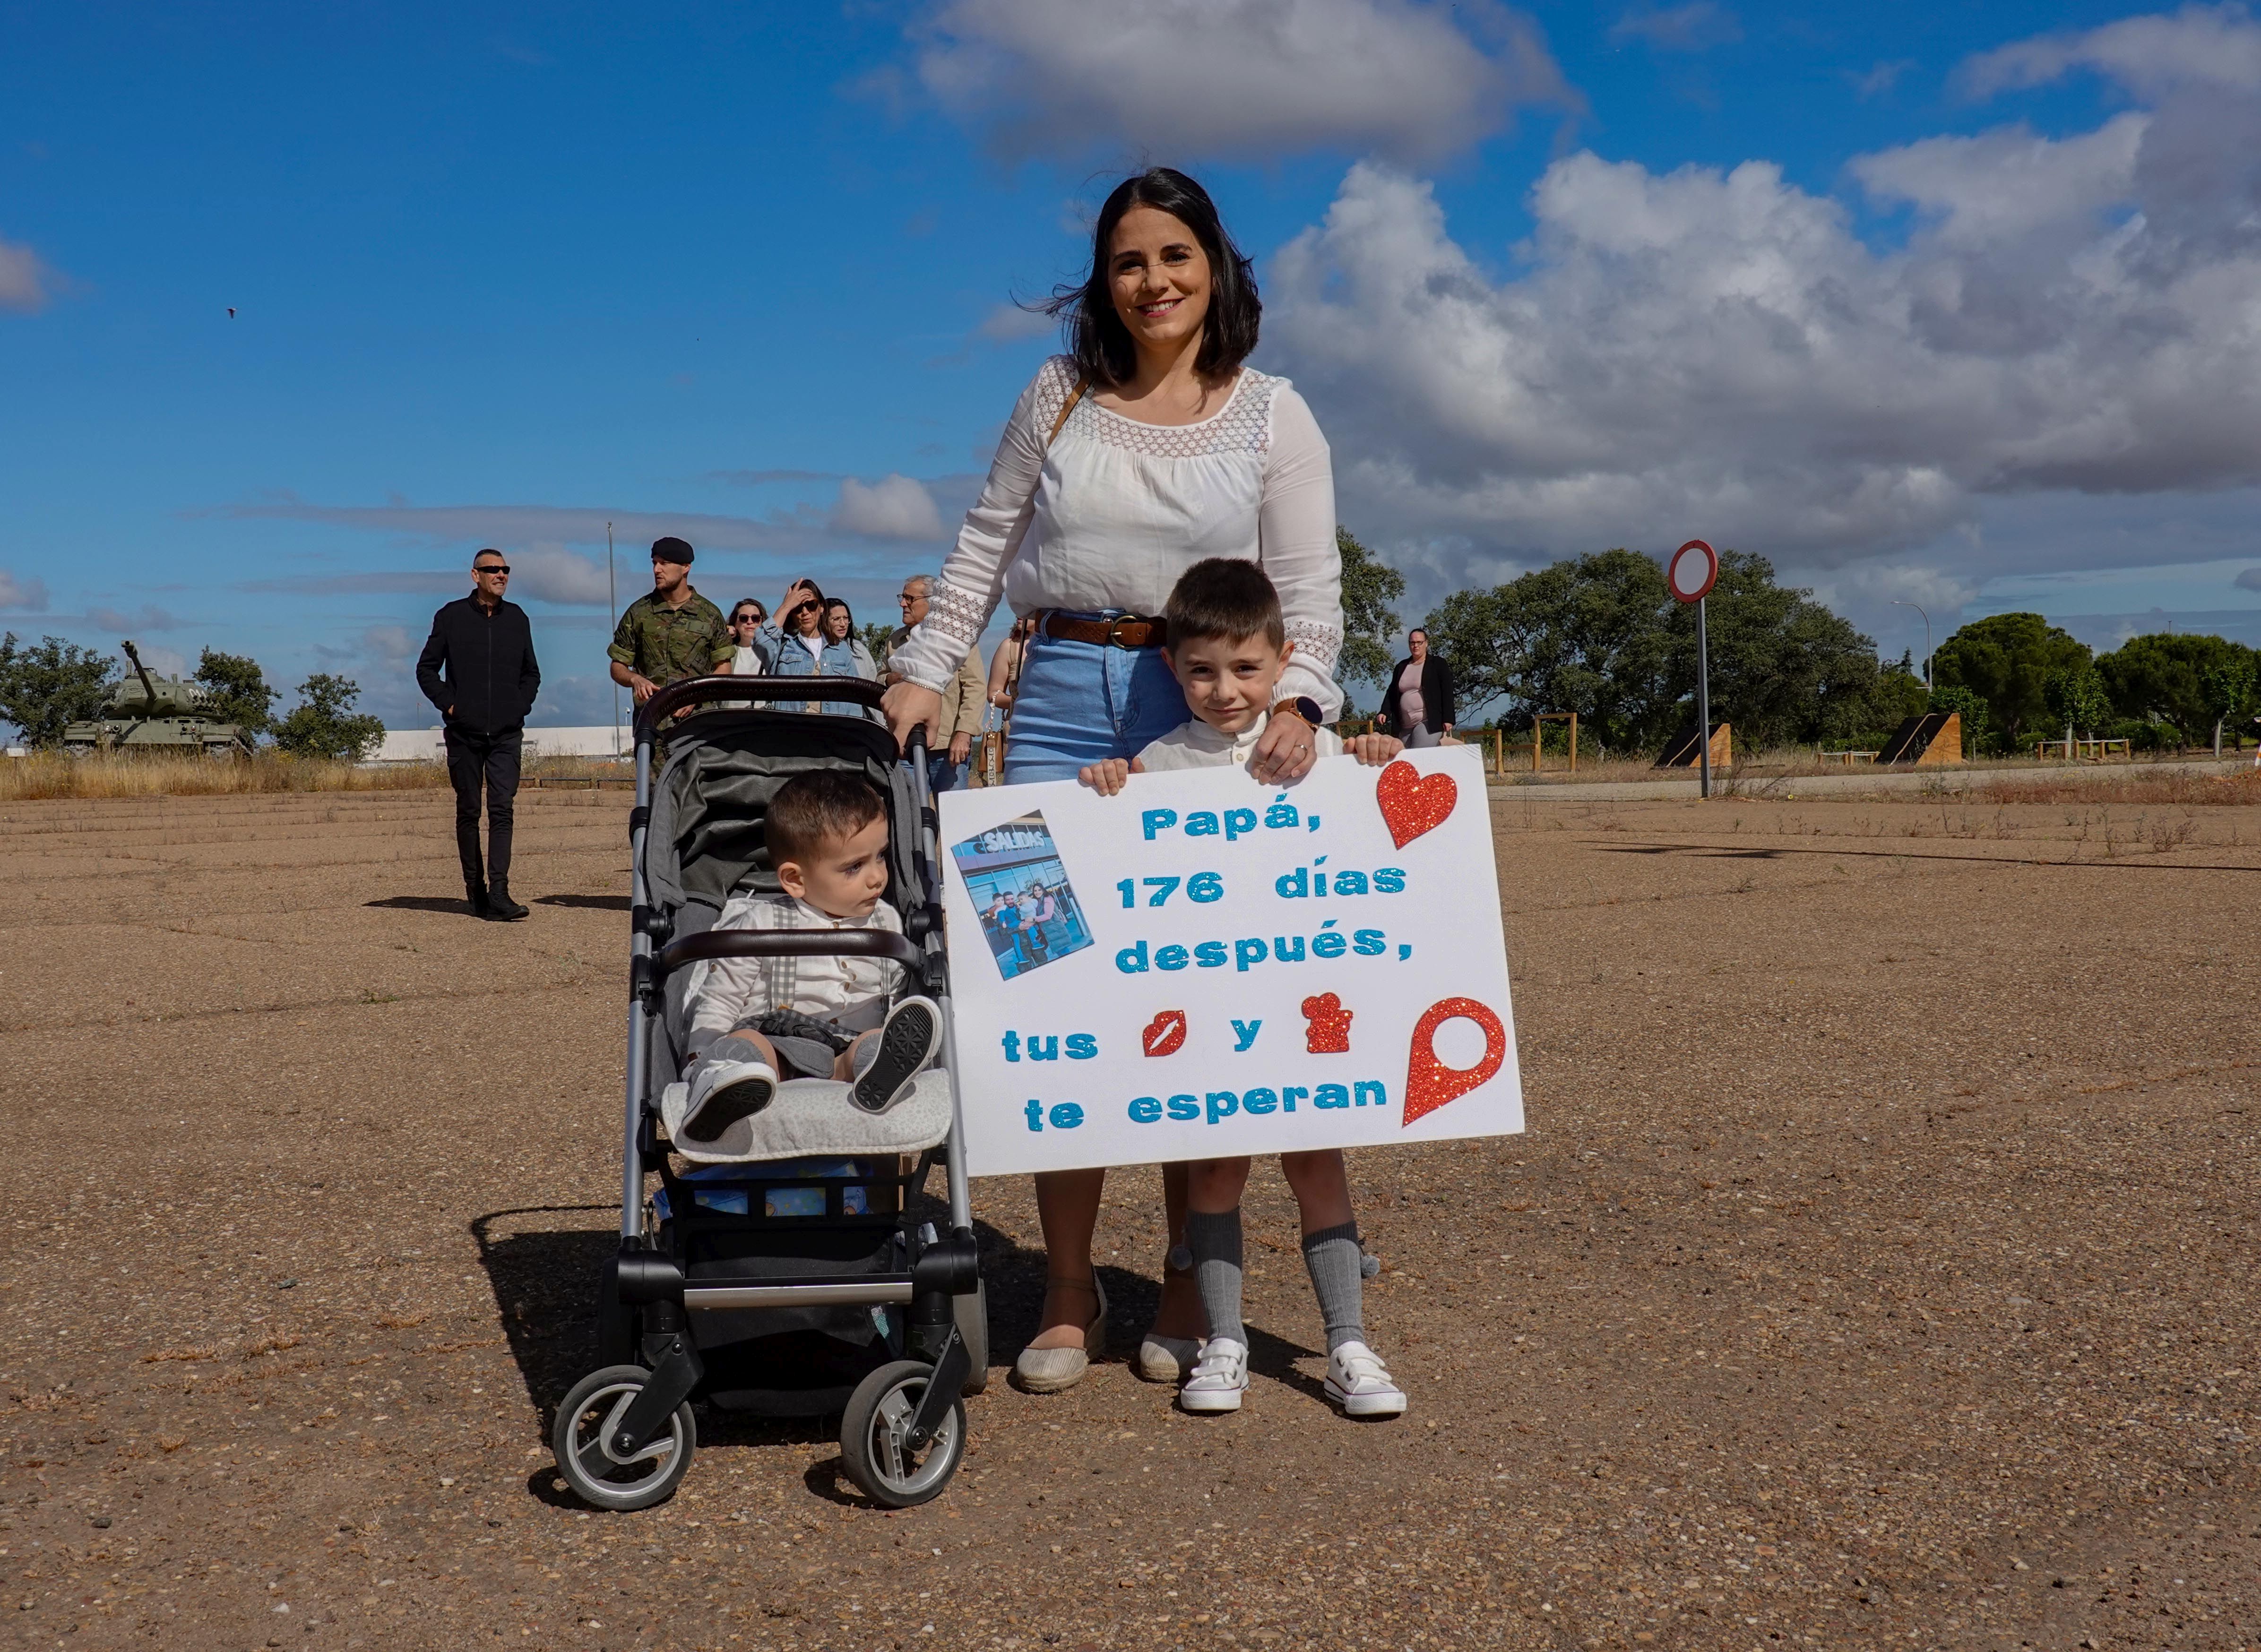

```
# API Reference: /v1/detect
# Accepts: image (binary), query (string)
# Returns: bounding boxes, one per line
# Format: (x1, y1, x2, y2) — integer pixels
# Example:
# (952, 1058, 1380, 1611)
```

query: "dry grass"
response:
(1966, 762, 2261, 807)
(0, 750, 450, 801)
(0, 750, 640, 802)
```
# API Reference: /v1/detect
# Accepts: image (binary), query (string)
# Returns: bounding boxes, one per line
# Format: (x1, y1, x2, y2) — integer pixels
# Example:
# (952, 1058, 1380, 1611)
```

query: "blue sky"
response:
(4, 0, 2259, 730)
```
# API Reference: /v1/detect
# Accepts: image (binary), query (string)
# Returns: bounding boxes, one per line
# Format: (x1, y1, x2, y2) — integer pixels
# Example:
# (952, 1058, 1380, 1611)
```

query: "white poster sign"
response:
(935, 744, 1521, 1177)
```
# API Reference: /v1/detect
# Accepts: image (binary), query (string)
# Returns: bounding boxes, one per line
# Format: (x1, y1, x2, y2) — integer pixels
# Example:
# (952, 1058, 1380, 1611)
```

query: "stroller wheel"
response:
(840, 1360, 966, 1508)
(552, 1365, 696, 1513)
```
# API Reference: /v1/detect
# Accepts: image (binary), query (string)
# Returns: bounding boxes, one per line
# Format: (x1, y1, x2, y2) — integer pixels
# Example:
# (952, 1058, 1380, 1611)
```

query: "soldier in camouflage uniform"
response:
(608, 536, 734, 705)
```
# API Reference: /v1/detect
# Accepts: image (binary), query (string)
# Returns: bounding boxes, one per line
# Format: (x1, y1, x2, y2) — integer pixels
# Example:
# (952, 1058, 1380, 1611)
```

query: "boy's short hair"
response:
(1163, 558, 1286, 649)
(766, 771, 886, 867)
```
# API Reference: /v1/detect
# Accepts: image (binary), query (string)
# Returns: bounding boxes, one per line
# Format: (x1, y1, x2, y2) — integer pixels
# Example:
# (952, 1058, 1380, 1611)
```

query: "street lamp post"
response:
(1893, 600, 1932, 691)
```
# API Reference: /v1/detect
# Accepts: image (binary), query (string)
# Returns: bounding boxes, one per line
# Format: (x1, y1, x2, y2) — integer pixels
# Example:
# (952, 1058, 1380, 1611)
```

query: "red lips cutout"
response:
(1141, 1009, 1187, 1058)
(1375, 760, 1457, 849)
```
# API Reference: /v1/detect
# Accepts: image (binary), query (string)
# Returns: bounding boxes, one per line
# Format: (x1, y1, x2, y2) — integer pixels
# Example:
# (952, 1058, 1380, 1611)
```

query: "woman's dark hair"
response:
(782, 582, 826, 633)
(731, 599, 766, 625)
(822, 597, 853, 633)
(1047, 169, 1260, 388)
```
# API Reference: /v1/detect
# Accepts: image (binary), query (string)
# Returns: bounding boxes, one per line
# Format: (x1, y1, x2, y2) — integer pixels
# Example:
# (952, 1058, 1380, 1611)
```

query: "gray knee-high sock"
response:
(1301, 1222, 1366, 1353)
(1183, 1209, 1245, 1347)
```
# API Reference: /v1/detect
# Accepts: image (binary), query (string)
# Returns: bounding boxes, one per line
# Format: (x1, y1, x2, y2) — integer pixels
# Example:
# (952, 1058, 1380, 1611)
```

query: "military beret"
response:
(650, 536, 695, 565)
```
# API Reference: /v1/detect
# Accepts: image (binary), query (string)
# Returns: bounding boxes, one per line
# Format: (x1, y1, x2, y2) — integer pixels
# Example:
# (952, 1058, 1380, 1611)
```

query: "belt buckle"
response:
(1104, 615, 1140, 649)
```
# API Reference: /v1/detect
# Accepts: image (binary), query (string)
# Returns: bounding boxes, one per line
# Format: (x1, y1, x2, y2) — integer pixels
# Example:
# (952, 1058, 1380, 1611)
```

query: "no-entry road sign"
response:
(1668, 539, 1718, 604)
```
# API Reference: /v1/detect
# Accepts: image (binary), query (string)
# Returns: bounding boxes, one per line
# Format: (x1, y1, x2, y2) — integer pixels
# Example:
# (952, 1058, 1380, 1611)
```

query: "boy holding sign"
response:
(1080, 560, 1408, 1417)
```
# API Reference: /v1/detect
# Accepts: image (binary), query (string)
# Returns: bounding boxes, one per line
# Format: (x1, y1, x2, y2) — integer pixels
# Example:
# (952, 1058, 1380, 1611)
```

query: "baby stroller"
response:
(550, 675, 984, 1511)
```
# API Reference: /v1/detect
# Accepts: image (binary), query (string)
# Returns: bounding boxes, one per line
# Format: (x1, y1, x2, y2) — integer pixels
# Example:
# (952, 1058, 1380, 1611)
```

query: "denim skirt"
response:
(1001, 614, 1186, 784)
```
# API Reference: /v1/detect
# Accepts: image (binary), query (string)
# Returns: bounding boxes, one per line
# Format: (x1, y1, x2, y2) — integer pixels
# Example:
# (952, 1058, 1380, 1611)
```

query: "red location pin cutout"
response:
(1402, 997, 1507, 1127)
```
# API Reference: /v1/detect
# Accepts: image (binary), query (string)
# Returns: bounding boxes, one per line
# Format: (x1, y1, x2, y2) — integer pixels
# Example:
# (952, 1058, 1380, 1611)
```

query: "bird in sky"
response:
(226, 307, 236, 318)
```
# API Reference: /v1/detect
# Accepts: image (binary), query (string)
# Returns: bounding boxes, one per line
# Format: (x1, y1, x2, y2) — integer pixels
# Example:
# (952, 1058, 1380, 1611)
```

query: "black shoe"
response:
(466, 882, 491, 918)
(484, 884, 529, 921)
(850, 996, 943, 1115)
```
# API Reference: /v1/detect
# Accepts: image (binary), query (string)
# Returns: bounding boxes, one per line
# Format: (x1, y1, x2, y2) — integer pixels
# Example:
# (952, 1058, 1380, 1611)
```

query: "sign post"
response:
(1667, 540, 1719, 799)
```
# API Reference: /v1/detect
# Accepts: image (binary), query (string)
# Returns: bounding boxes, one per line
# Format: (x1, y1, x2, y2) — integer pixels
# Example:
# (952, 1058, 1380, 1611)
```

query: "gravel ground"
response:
(2, 783, 2256, 1651)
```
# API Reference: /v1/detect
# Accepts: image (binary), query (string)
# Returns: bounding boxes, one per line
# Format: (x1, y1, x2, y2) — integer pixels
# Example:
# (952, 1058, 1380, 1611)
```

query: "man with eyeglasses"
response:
(883, 574, 985, 792)
(416, 548, 541, 920)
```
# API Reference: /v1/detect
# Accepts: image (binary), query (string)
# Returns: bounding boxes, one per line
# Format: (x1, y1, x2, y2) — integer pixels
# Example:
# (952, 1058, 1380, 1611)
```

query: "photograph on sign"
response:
(947, 810, 1095, 981)
(935, 746, 1521, 1179)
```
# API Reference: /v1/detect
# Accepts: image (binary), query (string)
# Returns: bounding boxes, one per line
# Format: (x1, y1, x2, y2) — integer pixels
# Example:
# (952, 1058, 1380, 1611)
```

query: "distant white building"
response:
(375, 726, 630, 763)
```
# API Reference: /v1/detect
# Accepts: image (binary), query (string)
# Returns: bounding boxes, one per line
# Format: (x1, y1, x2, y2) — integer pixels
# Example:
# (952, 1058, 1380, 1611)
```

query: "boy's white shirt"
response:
(683, 892, 903, 1055)
(1135, 717, 1345, 773)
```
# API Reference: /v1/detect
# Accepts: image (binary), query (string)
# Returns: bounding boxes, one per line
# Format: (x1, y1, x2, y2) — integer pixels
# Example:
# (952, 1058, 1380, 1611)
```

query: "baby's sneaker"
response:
(1178, 1336, 1250, 1413)
(676, 1051, 778, 1144)
(850, 996, 943, 1115)
(1324, 1340, 1407, 1418)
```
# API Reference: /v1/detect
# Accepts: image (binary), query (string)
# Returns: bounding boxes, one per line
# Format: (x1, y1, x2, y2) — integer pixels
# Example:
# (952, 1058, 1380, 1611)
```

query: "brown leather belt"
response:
(1036, 611, 1168, 649)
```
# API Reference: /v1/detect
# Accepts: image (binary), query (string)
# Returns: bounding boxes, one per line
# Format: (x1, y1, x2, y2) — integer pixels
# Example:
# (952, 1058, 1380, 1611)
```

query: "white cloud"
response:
(223, 495, 811, 554)
(0, 234, 54, 313)
(509, 544, 614, 606)
(127, 643, 189, 676)
(1610, 3, 1739, 52)
(360, 625, 417, 667)
(87, 603, 183, 633)
(1265, 7, 2261, 598)
(976, 302, 1056, 344)
(909, 0, 1575, 162)
(1959, 1, 2261, 97)
(832, 475, 945, 541)
(0, 569, 50, 611)
(1852, 59, 1916, 99)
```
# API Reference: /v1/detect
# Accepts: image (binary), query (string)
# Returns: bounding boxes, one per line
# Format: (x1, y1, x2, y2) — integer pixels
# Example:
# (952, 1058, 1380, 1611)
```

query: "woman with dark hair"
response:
(883, 168, 1346, 1395)
(818, 598, 879, 716)
(759, 578, 823, 712)
(726, 598, 771, 675)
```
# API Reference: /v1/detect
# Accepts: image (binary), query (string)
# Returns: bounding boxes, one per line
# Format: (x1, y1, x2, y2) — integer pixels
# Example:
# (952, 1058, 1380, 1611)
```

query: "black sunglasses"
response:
(475, 562, 509, 575)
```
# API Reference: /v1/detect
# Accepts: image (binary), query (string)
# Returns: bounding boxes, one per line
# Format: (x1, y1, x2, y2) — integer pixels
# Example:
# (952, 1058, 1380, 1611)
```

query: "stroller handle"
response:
(653, 926, 928, 983)
(633, 674, 887, 740)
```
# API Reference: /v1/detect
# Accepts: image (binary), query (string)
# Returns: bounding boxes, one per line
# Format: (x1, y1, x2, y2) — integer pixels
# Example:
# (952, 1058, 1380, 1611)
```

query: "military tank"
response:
(61, 641, 255, 757)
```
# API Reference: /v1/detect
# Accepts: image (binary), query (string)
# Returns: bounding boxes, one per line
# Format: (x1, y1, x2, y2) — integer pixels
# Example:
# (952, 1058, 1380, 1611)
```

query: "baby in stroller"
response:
(666, 769, 943, 1149)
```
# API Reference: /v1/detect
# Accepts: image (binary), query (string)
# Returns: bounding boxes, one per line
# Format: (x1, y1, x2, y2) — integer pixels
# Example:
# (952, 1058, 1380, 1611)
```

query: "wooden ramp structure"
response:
(1654, 722, 1732, 770)
(1877, 711, 1963, 766)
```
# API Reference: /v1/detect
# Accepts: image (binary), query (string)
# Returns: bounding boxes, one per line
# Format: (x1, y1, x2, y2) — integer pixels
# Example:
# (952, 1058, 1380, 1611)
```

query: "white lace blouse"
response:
(889, 355, 1345, 716)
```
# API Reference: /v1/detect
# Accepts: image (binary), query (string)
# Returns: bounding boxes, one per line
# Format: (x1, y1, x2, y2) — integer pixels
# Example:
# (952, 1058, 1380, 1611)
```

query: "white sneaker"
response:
(676, 1052, 778, 1144)
(1325, 1340, 1407, 1418)
(1178, 1336, 1250, 1413)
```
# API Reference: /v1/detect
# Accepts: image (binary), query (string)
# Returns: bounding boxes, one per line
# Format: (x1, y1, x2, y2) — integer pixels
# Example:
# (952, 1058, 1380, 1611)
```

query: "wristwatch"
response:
(1269, 695, 1324, 727)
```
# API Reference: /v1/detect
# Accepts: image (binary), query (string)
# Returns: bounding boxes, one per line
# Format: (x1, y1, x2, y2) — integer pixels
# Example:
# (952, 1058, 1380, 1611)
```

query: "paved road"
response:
(1489, 754, 2250, 802)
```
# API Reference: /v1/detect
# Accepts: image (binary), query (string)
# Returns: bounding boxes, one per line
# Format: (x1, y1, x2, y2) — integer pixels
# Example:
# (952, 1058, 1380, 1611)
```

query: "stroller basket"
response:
(550, 673, 984, 1514)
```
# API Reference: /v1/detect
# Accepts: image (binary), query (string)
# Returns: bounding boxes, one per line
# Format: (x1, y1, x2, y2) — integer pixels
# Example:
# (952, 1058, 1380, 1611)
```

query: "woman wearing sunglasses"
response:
(758, 581, 877, 716)
(725, 599, 771, 675)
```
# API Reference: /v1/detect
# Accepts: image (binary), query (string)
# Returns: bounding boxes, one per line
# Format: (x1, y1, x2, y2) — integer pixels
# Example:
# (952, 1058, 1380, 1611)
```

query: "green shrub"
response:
(272, 674, 385, 762)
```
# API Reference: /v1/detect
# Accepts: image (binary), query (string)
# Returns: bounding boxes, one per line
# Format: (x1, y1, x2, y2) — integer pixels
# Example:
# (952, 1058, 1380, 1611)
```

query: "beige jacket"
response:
(887, 627, 986, 742)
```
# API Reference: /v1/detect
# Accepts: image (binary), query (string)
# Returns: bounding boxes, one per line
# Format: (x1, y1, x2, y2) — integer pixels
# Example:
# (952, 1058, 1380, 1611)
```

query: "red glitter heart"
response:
(1402, 997, 1507, 1127)
(1374, 760, 1457, 850)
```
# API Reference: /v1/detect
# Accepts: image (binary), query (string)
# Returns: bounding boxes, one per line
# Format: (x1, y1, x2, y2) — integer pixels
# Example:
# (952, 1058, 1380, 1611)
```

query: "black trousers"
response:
(444, 725, 522, 891)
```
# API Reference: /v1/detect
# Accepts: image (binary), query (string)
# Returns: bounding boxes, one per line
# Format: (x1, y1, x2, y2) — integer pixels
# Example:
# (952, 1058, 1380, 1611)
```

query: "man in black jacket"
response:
(416, 549, 541, 920)
(1379, 628, 1455, 749)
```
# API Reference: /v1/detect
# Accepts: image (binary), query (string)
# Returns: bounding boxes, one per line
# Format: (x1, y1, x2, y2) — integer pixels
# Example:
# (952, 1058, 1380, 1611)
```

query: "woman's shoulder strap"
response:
(1028, 354, 1088, 447)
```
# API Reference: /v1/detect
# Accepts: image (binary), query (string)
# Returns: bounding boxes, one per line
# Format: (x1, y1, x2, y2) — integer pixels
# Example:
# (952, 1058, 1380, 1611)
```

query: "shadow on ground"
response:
(364, 895, 477, 913)
(471, 1203, 1040, 1418)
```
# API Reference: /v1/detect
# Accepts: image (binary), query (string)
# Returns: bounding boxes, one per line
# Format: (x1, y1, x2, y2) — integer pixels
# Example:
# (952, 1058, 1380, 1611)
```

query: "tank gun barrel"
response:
(121, 640, 159, 712)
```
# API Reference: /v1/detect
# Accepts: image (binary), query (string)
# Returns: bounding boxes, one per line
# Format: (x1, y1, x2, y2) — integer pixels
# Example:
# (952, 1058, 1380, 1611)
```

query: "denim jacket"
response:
(759, 626, 876, 717)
